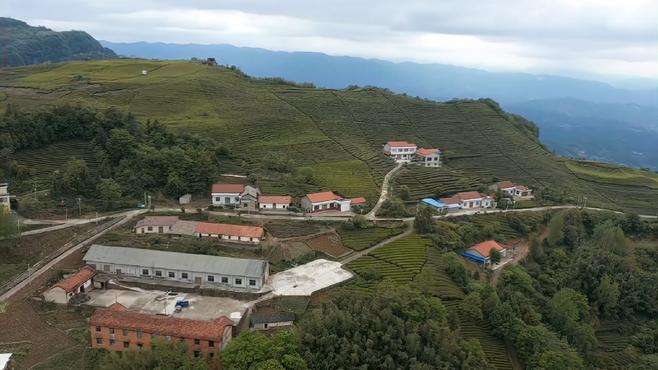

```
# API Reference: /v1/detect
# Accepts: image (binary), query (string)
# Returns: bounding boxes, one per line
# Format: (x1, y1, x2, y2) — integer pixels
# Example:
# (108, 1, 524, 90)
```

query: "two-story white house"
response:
(415, 148, 442, 167)
(0, 183, 10, 213)
(492, 181, 534, 200)
(383, 141, 418, 163)
(211, 183, 261, 208)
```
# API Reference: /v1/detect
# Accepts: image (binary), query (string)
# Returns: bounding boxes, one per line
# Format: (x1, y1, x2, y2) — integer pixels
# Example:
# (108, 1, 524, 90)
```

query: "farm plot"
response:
(305, 232, 352, 258)
(347, 234, 430, 284)
(338, 226, 405, 251)
(265, 221, 331, 238)
(593, 321, 641, 368)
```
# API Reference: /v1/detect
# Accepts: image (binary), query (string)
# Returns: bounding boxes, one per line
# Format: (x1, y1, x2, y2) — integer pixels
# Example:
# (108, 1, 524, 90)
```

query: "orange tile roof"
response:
(305, 191, 342, 203)
(416, 148, 440, 156)
(195, 222, 264, 238)
(135, 216, 179, 228)
(211, 183, 245, 193)
(350, 197, 366, 205)
(386, 141, 417, 148)
(516, 185, 529, 191)
(469, 240, 506, 258)
(258, 195, 292, 204)
(91, 308, 233, 341)
(55, 266, 95, 293)
(497, 181, 516, 189)
(439, 196, 460, 205)
(455, 191, 486, 201)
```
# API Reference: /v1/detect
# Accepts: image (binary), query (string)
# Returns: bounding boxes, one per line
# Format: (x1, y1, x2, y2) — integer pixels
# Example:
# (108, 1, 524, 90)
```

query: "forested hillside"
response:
(0, 59, 657, 214)
(0, 18, 116, 67)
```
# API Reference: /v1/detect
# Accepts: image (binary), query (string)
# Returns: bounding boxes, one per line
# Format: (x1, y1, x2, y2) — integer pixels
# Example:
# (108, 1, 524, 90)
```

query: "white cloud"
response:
(4, 0, 657, 78)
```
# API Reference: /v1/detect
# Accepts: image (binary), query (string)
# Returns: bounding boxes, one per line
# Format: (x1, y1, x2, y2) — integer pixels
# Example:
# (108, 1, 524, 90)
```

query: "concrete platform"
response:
(85, 288, 250, 323)
(268, 259, 353, 296)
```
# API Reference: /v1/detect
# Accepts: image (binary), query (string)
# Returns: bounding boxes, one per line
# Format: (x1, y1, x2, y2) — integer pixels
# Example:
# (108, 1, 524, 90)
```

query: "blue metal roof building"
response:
(421, 198, 446, 210)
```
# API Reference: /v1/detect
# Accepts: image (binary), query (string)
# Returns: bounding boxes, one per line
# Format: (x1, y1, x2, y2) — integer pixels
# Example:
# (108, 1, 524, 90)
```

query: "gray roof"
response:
(170, 220, 198, 236)
(250, 312, 295, 324)
(84, 245, 267, 278)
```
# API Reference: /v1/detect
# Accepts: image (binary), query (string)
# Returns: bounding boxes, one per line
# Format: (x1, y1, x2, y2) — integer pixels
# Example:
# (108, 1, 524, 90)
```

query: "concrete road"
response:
(0, 209, 146, 303)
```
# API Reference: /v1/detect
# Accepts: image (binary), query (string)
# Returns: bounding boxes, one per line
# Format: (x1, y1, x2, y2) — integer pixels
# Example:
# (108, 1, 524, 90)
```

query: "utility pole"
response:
(77, 197, 82, 217)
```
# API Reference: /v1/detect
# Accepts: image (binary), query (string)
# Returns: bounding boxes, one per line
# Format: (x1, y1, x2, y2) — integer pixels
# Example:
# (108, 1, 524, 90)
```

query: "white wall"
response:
(211, 192, 241, 205)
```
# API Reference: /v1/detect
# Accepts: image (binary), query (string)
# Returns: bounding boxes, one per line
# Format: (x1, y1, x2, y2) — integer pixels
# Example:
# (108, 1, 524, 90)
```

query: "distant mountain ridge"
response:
(0, 17, 116, 67)
(101, 40, 657, 107)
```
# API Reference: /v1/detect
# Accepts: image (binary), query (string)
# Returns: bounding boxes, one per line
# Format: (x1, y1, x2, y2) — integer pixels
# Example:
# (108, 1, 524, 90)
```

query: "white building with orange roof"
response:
(415, 148, 442, 167)
(383, 141, 418, 162)
(301, 191, 352, 212)
(258, 195, 293, 210)
(491, 181, 534, 200)
(440, 191, 494, 210)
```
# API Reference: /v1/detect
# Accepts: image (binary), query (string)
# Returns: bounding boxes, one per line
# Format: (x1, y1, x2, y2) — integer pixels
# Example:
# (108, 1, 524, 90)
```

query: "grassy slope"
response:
(1, 59, 657, 214)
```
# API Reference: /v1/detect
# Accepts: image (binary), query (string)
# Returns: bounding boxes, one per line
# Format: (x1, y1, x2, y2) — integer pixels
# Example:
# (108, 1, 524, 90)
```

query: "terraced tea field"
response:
(593, 322, 641, 368)
(393, 165, 482, 201)
(10, 140, 99, 190)
(442, 300, 514, 370)
(338, 226, 405, 251)
(2, 60, 658, 214)
(347, 234, 430, 283)
(413, 247, 465, 300)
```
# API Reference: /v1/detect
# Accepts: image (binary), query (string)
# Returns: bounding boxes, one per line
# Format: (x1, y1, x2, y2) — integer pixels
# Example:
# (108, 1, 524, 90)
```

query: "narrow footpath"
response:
(366, 162, 404, 220)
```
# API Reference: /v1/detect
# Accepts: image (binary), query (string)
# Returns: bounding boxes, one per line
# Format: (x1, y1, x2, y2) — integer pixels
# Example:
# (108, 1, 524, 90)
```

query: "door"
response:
(194, 276, 202, 285)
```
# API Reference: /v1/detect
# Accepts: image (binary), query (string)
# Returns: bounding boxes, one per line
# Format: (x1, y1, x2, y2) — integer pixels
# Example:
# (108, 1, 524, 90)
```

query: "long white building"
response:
(83, 245, 269, 291)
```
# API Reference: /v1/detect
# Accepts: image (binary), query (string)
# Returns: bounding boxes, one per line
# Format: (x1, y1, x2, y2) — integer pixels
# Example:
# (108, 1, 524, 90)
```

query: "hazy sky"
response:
(3, 0, 657, 79)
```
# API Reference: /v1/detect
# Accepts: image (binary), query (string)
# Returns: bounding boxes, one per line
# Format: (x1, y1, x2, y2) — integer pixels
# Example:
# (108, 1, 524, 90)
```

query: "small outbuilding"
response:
(134, 216, 179, 234)
(43, 266, 95, 304)
(249, 312, 295, 331)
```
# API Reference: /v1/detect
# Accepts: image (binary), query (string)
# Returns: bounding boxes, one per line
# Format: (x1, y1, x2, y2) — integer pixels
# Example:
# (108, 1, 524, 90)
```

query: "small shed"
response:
(179, 194, 192, 205)
(249, 312, 295, 330)
(44, 266, 95, 304)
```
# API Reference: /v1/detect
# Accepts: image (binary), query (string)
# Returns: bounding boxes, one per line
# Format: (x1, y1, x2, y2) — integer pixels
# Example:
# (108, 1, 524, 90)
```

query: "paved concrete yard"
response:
(269, 259, 353, 296)
(86, 289, 249, 322)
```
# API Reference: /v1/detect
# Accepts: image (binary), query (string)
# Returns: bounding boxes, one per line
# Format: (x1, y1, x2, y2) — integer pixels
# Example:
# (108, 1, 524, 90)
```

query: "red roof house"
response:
(195, 222, 264, 243)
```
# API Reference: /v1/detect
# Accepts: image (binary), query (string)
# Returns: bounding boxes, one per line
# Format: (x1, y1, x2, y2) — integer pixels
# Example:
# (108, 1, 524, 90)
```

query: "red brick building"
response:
(90, 304, 233, 359)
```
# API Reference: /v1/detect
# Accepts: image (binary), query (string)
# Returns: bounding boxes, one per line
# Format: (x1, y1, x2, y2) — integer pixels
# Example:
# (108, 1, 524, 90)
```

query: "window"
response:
(142, 269, 149, 276)
(147, 226, 153, 231)
(214, 197, 220, 202)
(193, 351, 200, 358)
(95, 326, 101, 332)
(96, 338, 103, 345)
(209, 340, 215, 347)
(103, 265, 110, 272)
(109, 338, 116, 345)
(123, 341, 129, 348)
(181, 272, 188, 279)
(209, 352, 215, 358)
(168, 271, 175, 278)
(194, 338, 200, 345)
(137, 343, 143, 350)
(116, 268, 122, 274)
(137, 330, 143, 339)
(123, 329, 129, 336)
(235, 278, 242, 285)
(207, 275, 214, 282)
(249, 279, 256, 286)
(155, 270, 162, 277)
(221, 277, 228, 283)
(109, 328, 115, 334)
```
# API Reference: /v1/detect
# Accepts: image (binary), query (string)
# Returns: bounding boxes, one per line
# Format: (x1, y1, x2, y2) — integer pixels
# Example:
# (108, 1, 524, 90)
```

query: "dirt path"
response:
(491, 227, 548, 285)
(340, 221, 414, 265)
(366, 162, 404, 220)
(0, 209, 145, 303)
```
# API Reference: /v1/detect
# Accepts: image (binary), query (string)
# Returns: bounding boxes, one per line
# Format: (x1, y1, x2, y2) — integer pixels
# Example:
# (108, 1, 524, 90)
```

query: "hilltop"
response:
(0, 17, 116, 67)
(0, 59, 657, 215)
